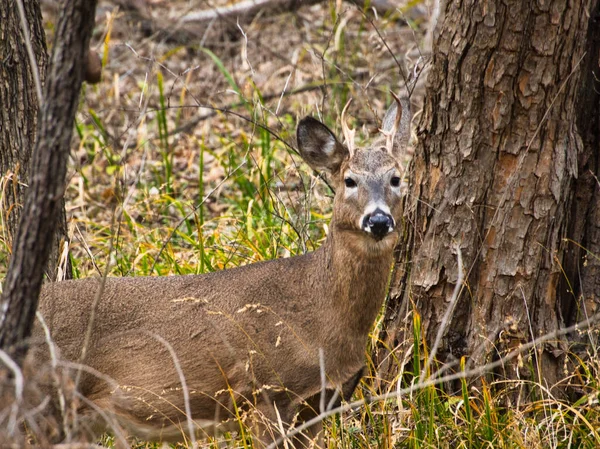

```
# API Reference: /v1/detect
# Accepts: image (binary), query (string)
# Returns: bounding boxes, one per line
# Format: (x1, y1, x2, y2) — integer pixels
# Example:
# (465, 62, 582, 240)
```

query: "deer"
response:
(27, 94, 411, 448)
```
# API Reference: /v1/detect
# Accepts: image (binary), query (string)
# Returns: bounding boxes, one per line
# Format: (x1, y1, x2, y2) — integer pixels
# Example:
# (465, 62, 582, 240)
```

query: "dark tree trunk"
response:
(0, 0, 72, 282)
(380, 0, 600, 393)
(0, 0, 98, 364)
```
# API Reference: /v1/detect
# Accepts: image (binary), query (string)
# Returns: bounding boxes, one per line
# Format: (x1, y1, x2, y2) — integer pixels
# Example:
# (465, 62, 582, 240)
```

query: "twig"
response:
(149, 159, 247, 274)
(273, 403, 291, 449)
(71, 391, 129, 448)
(149, 333, 198, 449)
(15, 0, 43, 105)
(59, 360, 119, 390)
(74, 212, 117, 391)
(356, 6, 407, 89)
(319, 348, 326, 414)
(421, 244, 463, 379)
(56, 360, 129, 447)
(169, 83, 324, 138)
(36, 312, 70, 441)
(75, 47, 154, 388)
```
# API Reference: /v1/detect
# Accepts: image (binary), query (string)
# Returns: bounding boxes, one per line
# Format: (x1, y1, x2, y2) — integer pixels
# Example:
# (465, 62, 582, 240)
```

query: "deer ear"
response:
(297, 117, 348, 173)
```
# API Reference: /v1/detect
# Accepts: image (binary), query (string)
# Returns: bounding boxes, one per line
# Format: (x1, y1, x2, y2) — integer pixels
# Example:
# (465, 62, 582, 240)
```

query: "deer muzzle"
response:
(362, 208, 395, 240)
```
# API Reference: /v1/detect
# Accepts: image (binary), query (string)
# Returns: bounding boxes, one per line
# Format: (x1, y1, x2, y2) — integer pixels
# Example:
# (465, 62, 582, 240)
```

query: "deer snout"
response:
(361, 208, 395, 240)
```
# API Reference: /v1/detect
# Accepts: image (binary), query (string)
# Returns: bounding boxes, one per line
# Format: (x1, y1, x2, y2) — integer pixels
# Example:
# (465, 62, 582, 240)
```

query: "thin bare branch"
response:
(421, 244, 464, 379)
(15, 0, 42, 104)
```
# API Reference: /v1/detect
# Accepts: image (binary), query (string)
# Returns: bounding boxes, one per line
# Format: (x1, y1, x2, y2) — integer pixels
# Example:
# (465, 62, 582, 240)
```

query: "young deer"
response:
(28, 96, 411, 448)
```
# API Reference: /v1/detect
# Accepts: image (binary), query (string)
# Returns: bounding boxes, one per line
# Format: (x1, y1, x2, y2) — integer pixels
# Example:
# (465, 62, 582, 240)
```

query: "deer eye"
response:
(391, 176, 401, 187)
(344, 177, 357, 188)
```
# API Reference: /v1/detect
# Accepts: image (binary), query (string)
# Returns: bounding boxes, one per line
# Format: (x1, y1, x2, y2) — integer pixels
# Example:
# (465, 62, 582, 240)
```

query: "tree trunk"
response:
(0, 0, 97, 364)
(380, 0, 600, 394)
(0, 0, 72, 282)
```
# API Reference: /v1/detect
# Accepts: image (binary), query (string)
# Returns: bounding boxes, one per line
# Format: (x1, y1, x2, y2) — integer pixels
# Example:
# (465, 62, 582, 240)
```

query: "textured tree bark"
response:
(380, 0, 600, 393)
(0, 0, 98, 364)
(0, 0, 46, 252)
(0, 0, 72, 281)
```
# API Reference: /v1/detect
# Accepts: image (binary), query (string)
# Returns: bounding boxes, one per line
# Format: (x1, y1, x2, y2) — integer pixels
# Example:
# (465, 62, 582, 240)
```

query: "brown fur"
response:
(27, 97, 411, 448)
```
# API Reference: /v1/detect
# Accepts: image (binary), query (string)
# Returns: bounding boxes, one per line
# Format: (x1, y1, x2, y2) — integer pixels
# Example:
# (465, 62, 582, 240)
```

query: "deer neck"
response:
(316, 224, 396, 337)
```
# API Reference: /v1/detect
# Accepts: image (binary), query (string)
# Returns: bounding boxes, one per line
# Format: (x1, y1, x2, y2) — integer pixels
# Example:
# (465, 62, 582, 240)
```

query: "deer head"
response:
(296, 96, 411, 255)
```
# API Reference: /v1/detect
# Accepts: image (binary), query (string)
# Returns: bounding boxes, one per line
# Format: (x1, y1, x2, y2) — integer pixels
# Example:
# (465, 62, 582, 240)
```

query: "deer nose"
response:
(362, 208, 395, 240)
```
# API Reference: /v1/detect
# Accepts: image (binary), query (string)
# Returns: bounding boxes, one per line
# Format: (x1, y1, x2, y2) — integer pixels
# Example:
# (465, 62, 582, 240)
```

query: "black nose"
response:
(362, 209, 394, 240)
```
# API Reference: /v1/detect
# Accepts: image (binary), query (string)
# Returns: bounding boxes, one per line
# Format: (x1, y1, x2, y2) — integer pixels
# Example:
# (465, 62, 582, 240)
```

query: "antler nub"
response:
(382, 92, 403, 155)
(341, 99, 356, 157)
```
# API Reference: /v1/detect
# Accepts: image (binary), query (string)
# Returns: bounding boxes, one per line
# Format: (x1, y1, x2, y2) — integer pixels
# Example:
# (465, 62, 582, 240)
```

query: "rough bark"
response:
(0, 0, 98, 364)
(0, 0, 72, 281)
(0, 0, 46, 253)
(380, 0, 600, 393)
(565, 4, 600, 339)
